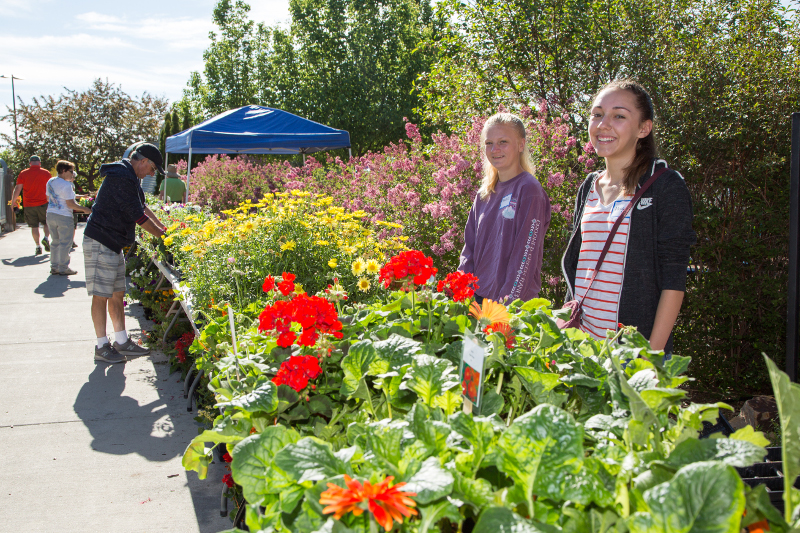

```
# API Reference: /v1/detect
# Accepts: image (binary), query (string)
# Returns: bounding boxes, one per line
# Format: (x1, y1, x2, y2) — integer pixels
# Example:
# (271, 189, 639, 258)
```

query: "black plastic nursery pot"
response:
(736, 447, 799, 515)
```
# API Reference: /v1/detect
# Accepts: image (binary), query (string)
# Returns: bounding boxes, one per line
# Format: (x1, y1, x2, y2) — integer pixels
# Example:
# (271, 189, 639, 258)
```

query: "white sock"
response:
(97, 336, 109, 349)
(114, 330, 129, 345)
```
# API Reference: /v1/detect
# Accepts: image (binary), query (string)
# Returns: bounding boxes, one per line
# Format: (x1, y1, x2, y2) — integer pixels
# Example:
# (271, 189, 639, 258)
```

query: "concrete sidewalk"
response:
(0, 225, 231, 532)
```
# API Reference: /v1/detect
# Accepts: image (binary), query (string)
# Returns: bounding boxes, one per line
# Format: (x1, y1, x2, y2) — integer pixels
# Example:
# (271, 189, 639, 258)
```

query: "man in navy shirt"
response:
(83, 143, 167, 364)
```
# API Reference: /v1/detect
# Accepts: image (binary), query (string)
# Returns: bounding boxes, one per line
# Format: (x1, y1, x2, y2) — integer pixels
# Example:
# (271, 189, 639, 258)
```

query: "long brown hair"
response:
(595, 79, 658, 192)
(478, 113, 535, 199)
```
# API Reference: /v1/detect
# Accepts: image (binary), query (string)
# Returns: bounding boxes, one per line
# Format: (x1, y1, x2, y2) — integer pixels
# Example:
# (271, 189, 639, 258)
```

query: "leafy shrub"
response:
(176, 251, 794, 532)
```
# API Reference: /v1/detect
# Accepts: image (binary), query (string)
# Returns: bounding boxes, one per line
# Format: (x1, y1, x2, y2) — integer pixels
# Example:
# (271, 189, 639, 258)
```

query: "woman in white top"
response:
(46, 160, 91, 275)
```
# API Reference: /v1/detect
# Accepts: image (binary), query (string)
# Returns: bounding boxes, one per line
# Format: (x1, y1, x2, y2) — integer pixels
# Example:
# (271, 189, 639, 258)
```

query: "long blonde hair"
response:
(478, 112, 534, 200)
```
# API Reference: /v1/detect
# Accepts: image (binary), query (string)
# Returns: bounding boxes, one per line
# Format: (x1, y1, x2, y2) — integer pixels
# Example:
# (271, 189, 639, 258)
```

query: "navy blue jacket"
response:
(561, 159, 696, 352)
(84, 159, 148, 253)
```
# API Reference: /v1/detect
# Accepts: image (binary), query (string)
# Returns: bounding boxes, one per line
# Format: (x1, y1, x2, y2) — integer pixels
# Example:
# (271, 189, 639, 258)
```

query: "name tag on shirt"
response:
(610, 199, 630, 220)
(499, 194, 512, 209)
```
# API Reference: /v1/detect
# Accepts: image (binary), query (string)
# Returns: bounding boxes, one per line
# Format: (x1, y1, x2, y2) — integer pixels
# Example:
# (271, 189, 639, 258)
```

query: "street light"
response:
(0, 75, 22, 148)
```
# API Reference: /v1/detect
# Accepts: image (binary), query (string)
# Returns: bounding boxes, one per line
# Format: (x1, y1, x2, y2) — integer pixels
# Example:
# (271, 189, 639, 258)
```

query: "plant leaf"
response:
(340, 340, 376, 397)
(231, 425, 299, 504)
(404, 456, 455, 504)
(764, 355, 800, 523)
(628, 461, 745, 533)
(273, 437, 348, 483)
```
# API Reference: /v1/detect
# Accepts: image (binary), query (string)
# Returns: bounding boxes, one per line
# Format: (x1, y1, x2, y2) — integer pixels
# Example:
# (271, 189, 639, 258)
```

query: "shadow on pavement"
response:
(2, 255, 49, 267)
(73, 361, 232, 531)
(34, 275, 86, 298)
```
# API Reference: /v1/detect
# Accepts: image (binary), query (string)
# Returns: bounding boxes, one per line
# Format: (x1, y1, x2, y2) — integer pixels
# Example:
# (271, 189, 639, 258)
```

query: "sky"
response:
(0, 0, 291, 146)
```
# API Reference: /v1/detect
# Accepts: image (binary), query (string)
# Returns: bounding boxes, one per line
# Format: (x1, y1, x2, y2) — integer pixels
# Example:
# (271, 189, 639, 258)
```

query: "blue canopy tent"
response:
(164, 105, 351, 201)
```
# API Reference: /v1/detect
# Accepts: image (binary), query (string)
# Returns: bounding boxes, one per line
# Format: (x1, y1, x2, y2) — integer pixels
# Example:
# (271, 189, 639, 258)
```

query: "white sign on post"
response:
(460, 329, 487, 412)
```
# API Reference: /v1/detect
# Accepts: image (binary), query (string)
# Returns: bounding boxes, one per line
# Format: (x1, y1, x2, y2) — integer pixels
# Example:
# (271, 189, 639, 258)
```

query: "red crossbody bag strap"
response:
(577, 167, 667, 305)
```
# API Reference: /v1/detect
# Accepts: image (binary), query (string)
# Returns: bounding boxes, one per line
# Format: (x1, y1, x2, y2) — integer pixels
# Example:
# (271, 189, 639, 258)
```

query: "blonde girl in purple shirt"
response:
(458, 113, 551, 303)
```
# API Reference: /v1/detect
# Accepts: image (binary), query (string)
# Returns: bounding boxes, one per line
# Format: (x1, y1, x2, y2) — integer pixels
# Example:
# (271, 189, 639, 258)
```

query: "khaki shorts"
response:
(83, 236, 126, 298)
(24, 204, 48, 227)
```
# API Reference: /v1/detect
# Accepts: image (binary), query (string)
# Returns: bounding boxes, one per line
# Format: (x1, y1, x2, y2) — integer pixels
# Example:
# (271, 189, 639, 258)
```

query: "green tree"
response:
(416, 0, 650, 129)
(181, 0, 441, 153)
(182, 0, 267, 117)
(1, 78, 167, 191)
(171, 111, 181, 138)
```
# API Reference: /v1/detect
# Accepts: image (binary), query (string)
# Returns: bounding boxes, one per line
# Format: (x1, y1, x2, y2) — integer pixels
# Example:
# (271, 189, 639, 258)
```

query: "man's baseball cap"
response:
(133, 143, 164, 174)
(30, 155, 41, 164)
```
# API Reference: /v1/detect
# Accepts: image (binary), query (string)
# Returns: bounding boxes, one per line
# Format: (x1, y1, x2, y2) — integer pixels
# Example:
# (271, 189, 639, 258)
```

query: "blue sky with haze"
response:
(0, 0, 290, 145)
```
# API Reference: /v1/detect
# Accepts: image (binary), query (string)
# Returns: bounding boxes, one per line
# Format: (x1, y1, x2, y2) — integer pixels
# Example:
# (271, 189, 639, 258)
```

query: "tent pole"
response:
(185, 147, 192, 204)
(302, 153, 306, 165)
(348, 148, 352, 160)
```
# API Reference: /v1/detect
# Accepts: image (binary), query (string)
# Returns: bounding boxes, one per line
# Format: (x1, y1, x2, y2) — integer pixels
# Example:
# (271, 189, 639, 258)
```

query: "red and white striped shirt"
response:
(576, 185, 633, 340)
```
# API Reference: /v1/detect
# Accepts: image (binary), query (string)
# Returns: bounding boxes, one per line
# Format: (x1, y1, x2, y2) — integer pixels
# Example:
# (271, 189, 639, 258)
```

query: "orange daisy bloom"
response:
(469, 299, 510, 326)
(484, 321, 515, 348)
(320, 475, 418, 531)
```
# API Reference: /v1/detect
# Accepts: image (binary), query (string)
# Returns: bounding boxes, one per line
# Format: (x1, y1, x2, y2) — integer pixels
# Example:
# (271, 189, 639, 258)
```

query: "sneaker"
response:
(35, 246, 42, 255)
(50, 268, 59, 276)
(42, 237, 50, 252)
(60, 268, 78, 276)
(95, 343, 126, 364)
(113, 337, 151, 357)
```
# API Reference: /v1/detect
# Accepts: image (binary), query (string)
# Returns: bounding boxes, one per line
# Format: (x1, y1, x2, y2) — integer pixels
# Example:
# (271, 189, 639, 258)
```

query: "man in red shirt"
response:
(11, 155, 52, 255)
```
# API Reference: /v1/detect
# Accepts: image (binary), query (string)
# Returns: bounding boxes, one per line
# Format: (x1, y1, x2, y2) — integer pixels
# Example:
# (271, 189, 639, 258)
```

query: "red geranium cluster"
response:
(378, 250, 438, 291)
(174, 332, 195, 363)
(437, 271, 479, 302)
(272, 355, 323, 391)
(258, 292, 344, 348)
(263, 272, 296, 296)
(222, 473, 234, 488)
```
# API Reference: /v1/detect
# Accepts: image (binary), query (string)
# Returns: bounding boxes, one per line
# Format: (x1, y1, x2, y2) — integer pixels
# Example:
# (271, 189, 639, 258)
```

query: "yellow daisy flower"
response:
(351, 257, 366, 276)
(316, 240, 330, 246)
(163, 236, 174, 246)
(328, 258, 338, 268)
(357, 278, 370, 292)
(366, 259, 380, 274)
(281, 240, 296, 251)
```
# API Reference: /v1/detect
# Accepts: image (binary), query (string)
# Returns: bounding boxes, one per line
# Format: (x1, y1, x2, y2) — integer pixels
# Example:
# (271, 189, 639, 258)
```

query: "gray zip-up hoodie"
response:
(561, 159, 696, 352)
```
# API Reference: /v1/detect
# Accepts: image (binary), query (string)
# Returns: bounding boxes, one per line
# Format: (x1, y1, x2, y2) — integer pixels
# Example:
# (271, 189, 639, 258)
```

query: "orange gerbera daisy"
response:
(484, 321, 515, 349)
(469, 299, 510, 326)
(320, 475, 418, 531)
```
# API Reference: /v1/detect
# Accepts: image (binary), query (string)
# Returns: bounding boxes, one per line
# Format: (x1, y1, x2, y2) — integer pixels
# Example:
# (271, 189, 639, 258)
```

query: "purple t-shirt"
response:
(458, 172, 550, 302)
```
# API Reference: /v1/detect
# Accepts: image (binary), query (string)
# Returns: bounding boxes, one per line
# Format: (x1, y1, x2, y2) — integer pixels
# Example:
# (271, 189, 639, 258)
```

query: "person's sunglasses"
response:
(147, 160, 157, 174)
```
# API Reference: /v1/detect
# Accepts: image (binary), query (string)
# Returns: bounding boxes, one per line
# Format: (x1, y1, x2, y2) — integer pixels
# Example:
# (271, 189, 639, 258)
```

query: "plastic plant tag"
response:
(460, 329, 487, 411)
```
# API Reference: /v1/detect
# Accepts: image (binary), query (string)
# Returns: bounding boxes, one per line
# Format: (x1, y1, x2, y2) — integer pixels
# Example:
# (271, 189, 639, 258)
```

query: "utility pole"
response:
(0, 75, 22, 148)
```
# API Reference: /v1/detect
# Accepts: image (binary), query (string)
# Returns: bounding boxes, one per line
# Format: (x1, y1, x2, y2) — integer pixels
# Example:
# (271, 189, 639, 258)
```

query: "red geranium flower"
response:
(437, 271, 479, 302)
(378, 250, 437, 291)
(262, 275, 275, 293)
(222, 452, 232, 463)
(222, 473, 234, 488)
(272, 355, 323, 391)
(258, 285, 344, 349)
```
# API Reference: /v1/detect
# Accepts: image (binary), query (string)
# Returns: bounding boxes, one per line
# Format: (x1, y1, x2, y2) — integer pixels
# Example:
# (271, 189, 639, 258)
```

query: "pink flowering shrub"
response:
(188, 103, 597, 302)
(187, 155, 283, 211)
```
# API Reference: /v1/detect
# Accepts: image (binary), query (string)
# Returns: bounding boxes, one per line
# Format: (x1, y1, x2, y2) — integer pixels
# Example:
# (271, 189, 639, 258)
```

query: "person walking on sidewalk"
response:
(84, 143, 167, 364)
(11, 155, 52, 255)
(46, 161, 92, 276)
